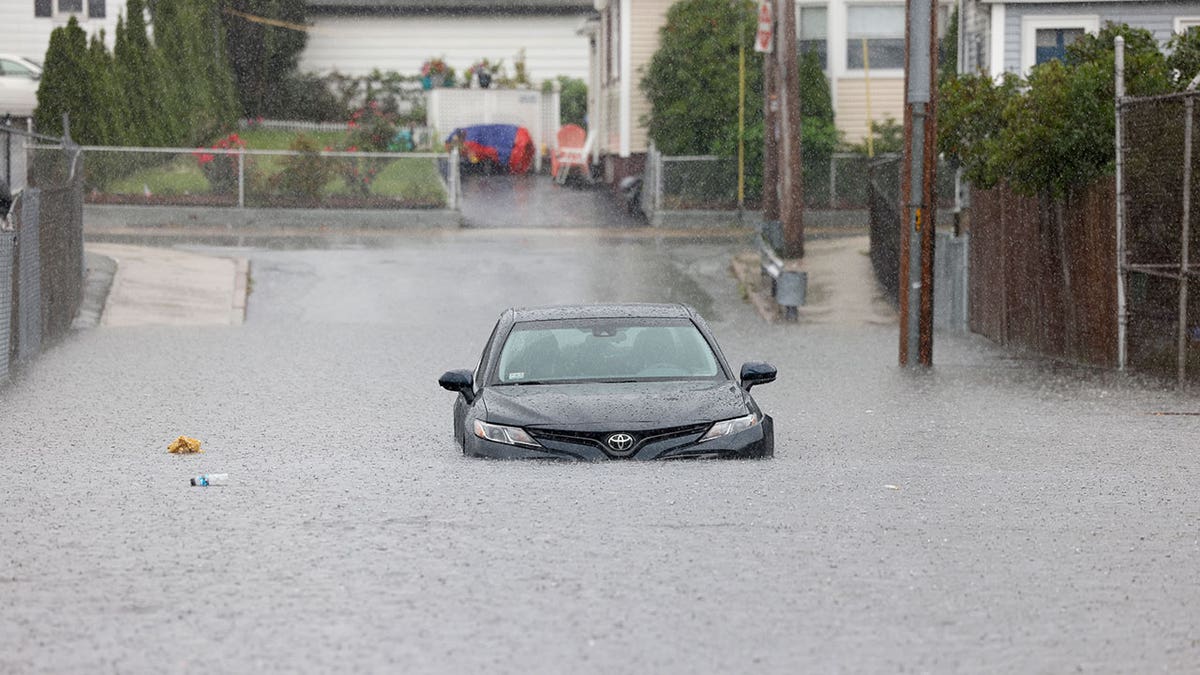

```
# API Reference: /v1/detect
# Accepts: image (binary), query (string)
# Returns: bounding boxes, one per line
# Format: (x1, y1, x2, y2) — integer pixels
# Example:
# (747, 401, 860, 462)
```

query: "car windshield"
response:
(494, 318, 723, 384)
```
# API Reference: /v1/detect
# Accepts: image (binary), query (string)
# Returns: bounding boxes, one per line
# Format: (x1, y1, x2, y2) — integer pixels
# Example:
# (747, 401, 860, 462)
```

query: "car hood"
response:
(481, 380, 749, 431)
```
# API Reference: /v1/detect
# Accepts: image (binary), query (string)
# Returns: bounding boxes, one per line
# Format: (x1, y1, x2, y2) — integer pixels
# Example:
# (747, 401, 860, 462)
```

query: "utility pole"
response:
(775, 0, 804, 258)
(758, 0, 779, 223)
(898, 0, 938, 367)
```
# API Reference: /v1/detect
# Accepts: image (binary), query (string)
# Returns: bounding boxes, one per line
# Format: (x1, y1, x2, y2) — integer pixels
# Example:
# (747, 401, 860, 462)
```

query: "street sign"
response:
(754, 0, 773, 53)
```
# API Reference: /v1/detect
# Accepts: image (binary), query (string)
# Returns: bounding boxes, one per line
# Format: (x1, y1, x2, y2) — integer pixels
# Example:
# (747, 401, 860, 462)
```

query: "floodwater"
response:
(1, 224, 1197, 672)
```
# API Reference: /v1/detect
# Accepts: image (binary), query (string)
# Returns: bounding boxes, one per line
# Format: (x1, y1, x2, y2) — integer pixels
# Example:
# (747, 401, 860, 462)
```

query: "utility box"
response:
(776, 270, 807, 321)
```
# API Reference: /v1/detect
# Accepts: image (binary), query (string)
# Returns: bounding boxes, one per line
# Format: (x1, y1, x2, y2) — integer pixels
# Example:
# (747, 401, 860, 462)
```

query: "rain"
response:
(1, 0, 1198, 672)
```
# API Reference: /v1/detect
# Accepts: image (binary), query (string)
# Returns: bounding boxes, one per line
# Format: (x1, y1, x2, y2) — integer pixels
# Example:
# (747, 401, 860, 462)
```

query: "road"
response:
(1, 226, 1198, 673)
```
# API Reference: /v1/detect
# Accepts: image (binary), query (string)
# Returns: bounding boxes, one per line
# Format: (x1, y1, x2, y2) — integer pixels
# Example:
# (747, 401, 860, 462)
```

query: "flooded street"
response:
(1, 227, 1197, 672)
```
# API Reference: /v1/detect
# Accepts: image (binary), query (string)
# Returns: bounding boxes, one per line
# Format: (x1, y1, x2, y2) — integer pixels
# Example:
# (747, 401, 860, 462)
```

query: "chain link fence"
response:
(39, 146, 458, 210)
(2, 124, 84, 383)
(1120, 89, 1200, 381)
(643, 146, 956, 224)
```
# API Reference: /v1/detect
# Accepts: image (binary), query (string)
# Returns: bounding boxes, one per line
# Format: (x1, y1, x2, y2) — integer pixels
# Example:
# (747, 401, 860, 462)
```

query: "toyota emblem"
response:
(606, 433, 635, 453)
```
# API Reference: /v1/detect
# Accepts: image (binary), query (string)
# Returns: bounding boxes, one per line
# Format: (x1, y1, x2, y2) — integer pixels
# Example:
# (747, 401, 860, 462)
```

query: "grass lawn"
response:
(98, 129, 446, 205)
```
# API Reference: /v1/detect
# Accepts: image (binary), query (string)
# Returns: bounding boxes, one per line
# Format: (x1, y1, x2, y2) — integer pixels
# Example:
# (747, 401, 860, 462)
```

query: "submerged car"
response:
(438, 304, 776, 460)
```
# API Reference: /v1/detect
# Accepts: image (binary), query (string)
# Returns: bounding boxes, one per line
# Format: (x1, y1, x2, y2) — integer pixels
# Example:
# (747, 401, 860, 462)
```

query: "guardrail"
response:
(759, 225, 807, 322)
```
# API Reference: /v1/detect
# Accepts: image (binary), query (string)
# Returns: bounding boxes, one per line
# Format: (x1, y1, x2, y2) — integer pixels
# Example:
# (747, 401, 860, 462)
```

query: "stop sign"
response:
(754, 0, 773, 53)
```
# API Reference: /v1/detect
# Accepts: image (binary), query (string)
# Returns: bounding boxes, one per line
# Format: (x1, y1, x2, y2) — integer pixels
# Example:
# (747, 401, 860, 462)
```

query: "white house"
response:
(299, 0, 595, 82)
(0, 0, 126, 61)
(581, 0, 951, 187)
(957, 0, 1200, 78)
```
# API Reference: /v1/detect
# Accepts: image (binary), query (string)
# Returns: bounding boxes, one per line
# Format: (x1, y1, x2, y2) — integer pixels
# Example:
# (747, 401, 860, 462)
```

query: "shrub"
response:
(1167, 28, 1200, 88)
(275, 134, 334, 201)
(34, 17, 89, 139)
(543, 76, 588, 128)
(339, 103, 397, 196)
(641, 0, 762, 156)
(938, 21, 1174, 198)
(194, 132, 248, 194)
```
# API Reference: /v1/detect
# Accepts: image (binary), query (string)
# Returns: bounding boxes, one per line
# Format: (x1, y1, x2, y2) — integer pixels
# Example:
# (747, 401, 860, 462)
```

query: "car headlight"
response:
(698, 413, 760, 442)
(474, 420, 541, 448)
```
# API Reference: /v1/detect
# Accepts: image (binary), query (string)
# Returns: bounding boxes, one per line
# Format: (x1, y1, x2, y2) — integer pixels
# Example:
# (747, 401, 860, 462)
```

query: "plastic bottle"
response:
(190, 473, 229, 487)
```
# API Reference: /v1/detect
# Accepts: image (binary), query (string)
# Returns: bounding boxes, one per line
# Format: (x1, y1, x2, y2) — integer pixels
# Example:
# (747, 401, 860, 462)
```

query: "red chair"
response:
(551, 124, 593, 184)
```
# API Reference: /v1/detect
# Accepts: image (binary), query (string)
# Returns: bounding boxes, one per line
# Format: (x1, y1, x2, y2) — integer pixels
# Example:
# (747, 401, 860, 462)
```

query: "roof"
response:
(509, 303, 697, 322)
(307, 0, 593, 11)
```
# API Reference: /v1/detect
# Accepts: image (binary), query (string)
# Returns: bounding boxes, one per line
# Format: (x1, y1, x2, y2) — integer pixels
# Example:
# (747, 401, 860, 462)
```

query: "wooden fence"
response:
(968, 180, 1118, 367)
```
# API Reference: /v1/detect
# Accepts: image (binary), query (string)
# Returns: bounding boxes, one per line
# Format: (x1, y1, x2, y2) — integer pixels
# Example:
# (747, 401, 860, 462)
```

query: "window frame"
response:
(796, 4, 829, 71)
(844, 2, 907, 75)
(1019, 15, 1098, 74)
(487, 317, 732, 386)
(1176, 17, 1200, 35)
(35, 0, 105, 20)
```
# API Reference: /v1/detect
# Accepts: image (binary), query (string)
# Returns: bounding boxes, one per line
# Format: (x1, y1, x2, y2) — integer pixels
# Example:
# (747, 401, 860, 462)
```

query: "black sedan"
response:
(438, 304, 776, 460)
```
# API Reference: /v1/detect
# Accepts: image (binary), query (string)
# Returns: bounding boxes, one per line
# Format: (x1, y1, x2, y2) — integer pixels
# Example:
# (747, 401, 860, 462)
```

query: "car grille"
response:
(527, 423, 711, 459)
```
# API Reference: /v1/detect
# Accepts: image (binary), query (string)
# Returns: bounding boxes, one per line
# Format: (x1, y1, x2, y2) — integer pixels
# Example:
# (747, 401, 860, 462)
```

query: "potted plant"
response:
(420, 57, 449, 89)
(465, 59, 500, 89)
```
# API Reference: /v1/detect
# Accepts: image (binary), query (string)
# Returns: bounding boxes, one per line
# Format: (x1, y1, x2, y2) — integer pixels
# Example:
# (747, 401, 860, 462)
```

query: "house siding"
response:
(1001, 2, 1192, 74)
(0, 1, 125, 61)
(961, 0, 992, 74)
(300, 13, 592, 81)
(627, 0, 671, 154)
(835, 76, 905, 143)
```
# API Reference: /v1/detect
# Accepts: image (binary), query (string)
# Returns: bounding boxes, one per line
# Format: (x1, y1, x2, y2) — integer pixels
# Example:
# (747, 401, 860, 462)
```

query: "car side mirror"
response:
(739, 362, 777, 391)
(438, 369, 475, 403)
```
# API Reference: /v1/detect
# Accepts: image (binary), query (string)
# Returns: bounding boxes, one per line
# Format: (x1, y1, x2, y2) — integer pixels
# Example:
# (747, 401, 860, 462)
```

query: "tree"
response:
(1167, 28, 1200, 88)
(34, 17, 89, 139)
(545, 76, 588, 128)
(938, 21, 1173, 199)
(937, 72, 1019, 188)
(641, 0, 762, 156)
(115, 0, 177, 145)
(84, 31, 125, 145)
(221, 0, 309, 117)
(153, 0, 239, 144)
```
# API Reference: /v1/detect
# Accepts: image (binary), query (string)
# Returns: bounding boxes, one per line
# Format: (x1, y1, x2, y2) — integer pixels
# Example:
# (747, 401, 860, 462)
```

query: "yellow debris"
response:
(167, 436, 203, 454)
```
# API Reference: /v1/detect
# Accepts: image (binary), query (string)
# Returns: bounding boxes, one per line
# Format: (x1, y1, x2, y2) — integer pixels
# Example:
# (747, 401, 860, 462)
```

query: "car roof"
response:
(509, 303, 698, 322)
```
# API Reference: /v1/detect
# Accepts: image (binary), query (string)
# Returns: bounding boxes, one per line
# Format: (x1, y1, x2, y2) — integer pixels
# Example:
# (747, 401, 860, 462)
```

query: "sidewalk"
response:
(84, 244, 248, 327)
(732, 234, 896, 326)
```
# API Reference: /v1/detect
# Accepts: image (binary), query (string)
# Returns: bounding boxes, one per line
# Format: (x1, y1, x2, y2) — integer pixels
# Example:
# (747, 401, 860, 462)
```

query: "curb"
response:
(73, 252, 117, 330)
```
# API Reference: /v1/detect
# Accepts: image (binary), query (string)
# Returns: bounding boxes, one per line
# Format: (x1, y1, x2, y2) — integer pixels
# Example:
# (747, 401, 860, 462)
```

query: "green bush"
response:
(339, 103, 397, 197)
(544, 76, 588, 128)
(641, 0, 762, 156)
(34, 17, 89, 139)
(221, 0, 309, 118)
(276, 134, 335, 200)
(1167, 28, 1200, 88)
(938, 21, 1174, 198)
(643, 0, 837, 204)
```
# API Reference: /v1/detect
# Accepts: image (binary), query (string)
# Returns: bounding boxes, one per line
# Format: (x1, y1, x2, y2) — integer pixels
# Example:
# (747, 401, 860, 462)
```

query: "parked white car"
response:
(0, 54, 43, 118)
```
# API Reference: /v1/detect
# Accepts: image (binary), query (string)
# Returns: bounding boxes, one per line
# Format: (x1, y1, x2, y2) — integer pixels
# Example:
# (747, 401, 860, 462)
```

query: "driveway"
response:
(459, 173, 644, 228)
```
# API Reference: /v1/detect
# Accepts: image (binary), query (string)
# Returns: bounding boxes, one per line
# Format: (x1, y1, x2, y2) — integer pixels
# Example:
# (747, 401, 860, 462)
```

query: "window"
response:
(0, 59, 39, 79)
(1034, 28, 1085, 65)
(494, 319, 723, 384)
(797, 6, 828, 70)
(1020, 16, 1097, 73)
(34, 0, 104, 19)
(847, 5, 906, 70)
(1177, 18, 1200, 36)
